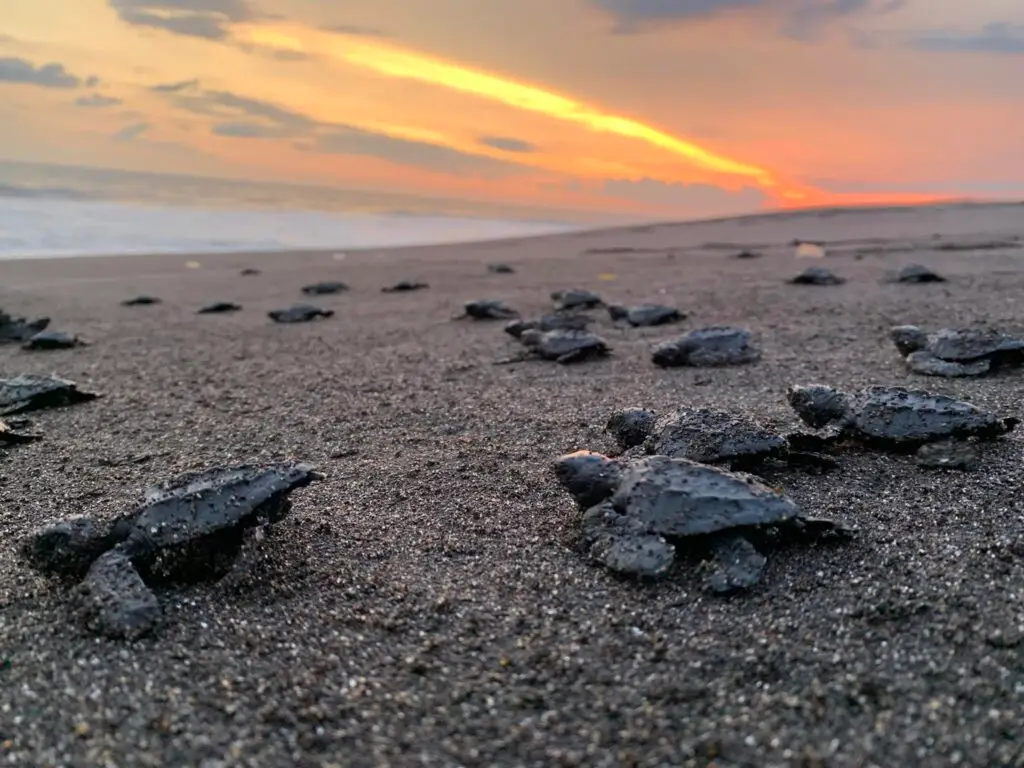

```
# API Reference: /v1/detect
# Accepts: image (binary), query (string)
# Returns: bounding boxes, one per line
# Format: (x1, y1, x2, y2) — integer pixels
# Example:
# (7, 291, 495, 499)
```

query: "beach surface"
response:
(2, 202, 1024, 767)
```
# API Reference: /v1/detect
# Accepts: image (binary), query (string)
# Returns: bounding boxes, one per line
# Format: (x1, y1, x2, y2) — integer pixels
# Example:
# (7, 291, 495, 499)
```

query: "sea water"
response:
(0, 161, 588, 259)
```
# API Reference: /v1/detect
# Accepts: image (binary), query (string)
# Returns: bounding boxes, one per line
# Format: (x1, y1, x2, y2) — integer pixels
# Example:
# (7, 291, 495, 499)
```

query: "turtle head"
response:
(607, 305, 629, 322)
(553, 451, 623, 508)
(606, 407, 657, 451)
(787, 384, 850, 429)
(519, 329, 544, 348)
(20, 517, 125, 578)
(890, 325, 928, 356)
(504, 319, 531, 339)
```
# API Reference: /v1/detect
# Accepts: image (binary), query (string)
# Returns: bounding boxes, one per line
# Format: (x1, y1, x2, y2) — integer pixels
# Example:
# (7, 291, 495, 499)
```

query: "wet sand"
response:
(2, 202, 1024, 767)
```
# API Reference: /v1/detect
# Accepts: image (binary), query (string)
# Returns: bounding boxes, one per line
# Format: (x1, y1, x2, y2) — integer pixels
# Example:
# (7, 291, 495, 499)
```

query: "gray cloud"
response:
(593, 0, 904, 39)
(910, 23, 1024, 55)
(0, 57, 83, 89)
(234, 42, 311, 61)
(109, 0, 255, 40)
(324, 24, 388, 37)
(150, 78, 200, 93)
(478, 136, 537, 153)
(75, 93, 123, 108)
(211, 121, 293, 138)
(113, 122, 151, 141)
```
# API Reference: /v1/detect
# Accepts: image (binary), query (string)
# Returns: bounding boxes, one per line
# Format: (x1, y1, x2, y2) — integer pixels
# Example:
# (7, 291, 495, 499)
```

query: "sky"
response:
(1, 0, 1023, 220)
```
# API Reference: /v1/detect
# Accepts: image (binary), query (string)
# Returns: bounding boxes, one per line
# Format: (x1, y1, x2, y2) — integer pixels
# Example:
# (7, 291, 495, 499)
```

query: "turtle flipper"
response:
(906, 350, 989, 378)
(783, 451, 840, 471)
(21, 517, 124, 578)
(74, 548, 161, 640)
(581, 501, 675, 579)
(705, 533, 766, 595)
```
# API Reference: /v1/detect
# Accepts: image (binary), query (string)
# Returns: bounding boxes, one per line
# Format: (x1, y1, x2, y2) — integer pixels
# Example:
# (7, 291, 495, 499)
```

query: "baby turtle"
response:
(22, 330, 85, 351)
(0, 418, 42, 445)
(608, 304, 685, 327)
(0, 374, 100, 416)
(787, 384, 1017, 458)
(21, 463, 323, 639)
(892, 264, 946, 284)
(487, 263, 515, 274)
(505, 314, 591, 339)
(240, 268, 261, 276)
(606, 406, 836, 471)
(733, 250, 761, 259)
(552, 289, 602, 311)
(652, 326, 761, 368)
(301, 281, 348, 296)
(0, 310, 50, 343)
(197, 302, 242, 314)
(268, 304, 334, 323)
(890, 325, 1024, 378)
(382, 280, 429, 293)
(500, 328, 610, 365)
(789, 266, 845, 286)
(457, 299, 519, 320)
(553, 452, 847, 592)
(122, 296, 161, 306)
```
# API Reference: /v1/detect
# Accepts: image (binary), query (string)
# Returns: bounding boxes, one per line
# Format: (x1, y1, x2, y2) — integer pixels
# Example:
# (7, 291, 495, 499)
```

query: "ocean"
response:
(0, 160, 603, 259)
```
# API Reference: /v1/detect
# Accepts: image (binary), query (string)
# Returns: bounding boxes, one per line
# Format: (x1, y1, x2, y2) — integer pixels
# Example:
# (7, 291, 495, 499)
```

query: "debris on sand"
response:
(789, 266, 845, 286)
(890, 325, 1024, 378)
(22, 331, 85, 351)
(20, 463, 324, 639)
(652, 326, 760, 368)
(0, 310, 50, 343)
(553, 452, 848, 591)
(268, 305, 334, 323)
(487, 263, 515, 274)
(197, 302, 243, 314)
(607, 304, 685, 327)
(240, 268, 261, 276)
(0, 374, 100, 416)
(457, 300, 519, 320)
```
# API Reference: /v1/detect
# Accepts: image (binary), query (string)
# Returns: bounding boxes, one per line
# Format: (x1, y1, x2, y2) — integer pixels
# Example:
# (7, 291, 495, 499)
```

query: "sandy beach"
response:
(3, 201, 1024, 767)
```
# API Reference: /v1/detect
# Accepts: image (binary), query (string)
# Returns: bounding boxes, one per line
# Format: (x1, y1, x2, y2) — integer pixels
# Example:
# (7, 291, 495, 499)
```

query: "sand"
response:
(2, 201, 1024, 767)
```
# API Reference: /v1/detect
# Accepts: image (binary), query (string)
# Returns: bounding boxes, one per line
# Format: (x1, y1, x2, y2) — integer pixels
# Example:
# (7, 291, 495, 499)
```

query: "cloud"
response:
(150, 78, 200, 92)
(113, 121, 151, 141)
(325, 24, 388, 37)
(109, 0, 255, 40)
(211, 121, 292, 138)
(598, 177, 767, 216)
(910, 23, 1024, 55)
(75, 93, 123, 108)
(592, 0, 904, 39)
(0, 57, 83, 89)
(478, 136, 537, 153)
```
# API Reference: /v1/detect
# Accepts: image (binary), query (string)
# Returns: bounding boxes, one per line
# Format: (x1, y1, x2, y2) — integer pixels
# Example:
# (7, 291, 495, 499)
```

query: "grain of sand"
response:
(2, 203, 1024, 767)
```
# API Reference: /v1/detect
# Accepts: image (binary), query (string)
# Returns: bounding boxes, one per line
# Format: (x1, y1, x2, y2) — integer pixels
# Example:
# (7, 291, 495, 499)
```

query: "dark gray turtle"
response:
(487, 263, 515, 274)
(892, 264, 946, 284)
(240, 268, 261, 276)
(382, 280, 429, 293)
(789, 266, 845, 286)
(502, 328, 610, 364)
(0, 311, 50, 343)
(268, 304, 334, 323)
(197, 302, 242, 314)
(553, 453, 847, 592)
(733, 250, 761, 259)
(0, 374, 100, 416)
(301, 281, 348, 296)
(458, 299, 519, 320)
(551, 289, 602, 311)
(606, 406, 835, 471)
(652, 326, 760, 368)
(890, 325, 1024, 377)
(122, 296, 161, 306)
(0, 418, 41, 445)
(22, 330, 85, 351)
(21, 463, 324, 639)
(787, 384, 1017, 463)
(607, 304, 685, 327)
(504, 314, 591, 339)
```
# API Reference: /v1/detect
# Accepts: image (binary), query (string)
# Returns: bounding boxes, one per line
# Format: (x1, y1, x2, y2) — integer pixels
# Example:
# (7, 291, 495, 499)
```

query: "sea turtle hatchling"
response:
(789, 266, 845, 286)
(890, 325, 1024, 377)
(605, 406, 836, 471)
(301, 281, 348, 296)
(0, 310, 50, 343)
(21, 463, 324, 639)
(382, 280, 429, 293)
(0, 374, 100, 416)
(500, 328, 611, 365)
(457, 299, 519, 320)
(504, 314, 592, 339)
(268, 304, 334, 323)
(787, 384, 1018, 462)
(22, 331, 86, 351)
(197, 302, 242, 314)
(607, 304, 685, 327)
(551, 289, 603, 311)
(652, 326, 761, 368)
(553, 452, 848, 592)
(891, 264, 946, 284)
